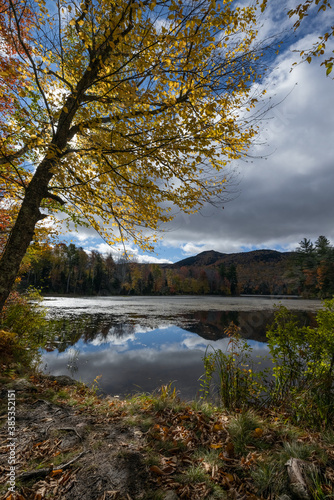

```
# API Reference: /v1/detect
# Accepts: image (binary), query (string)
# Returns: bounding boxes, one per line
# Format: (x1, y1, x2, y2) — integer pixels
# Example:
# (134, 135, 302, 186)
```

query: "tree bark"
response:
(0, 158, 54, 312)
(0, 85, 81, 313)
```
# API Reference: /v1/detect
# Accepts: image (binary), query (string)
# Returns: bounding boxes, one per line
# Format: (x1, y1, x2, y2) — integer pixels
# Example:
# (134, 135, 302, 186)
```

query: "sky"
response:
(58, 0, 334, 264)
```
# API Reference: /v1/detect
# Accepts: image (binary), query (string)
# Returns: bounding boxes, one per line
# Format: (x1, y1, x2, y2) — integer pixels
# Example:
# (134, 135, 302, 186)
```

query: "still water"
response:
(41, 296, 321, 399)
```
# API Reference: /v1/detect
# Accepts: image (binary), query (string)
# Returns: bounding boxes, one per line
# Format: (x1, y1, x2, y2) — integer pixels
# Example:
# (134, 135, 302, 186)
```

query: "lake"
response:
(41, 296, 321, 400)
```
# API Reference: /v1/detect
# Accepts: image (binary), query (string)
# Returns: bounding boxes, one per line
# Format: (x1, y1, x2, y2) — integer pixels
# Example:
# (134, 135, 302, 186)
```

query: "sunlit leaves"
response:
(0, 0, 270, 254)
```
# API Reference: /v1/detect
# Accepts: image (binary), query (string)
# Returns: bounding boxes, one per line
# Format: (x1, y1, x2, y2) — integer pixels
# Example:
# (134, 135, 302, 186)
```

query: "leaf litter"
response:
(0, 375, 333, 499)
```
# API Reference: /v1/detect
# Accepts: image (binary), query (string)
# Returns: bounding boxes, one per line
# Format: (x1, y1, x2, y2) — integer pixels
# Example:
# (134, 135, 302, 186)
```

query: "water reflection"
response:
(182, 309, 316, 342)
(42, 302, 316, 399)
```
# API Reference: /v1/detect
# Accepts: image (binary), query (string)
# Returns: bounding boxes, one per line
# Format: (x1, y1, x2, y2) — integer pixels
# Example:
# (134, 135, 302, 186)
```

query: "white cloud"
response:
(153, 31, 334, 255)
(84, 242, 173, 263)
(180, 243, 207, 256)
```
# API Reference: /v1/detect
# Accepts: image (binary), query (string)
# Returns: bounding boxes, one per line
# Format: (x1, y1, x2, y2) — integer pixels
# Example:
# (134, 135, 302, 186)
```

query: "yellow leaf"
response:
(253, 428, 264, 438)
(224, 472, 234, 482)
(210, 443, 223, 449)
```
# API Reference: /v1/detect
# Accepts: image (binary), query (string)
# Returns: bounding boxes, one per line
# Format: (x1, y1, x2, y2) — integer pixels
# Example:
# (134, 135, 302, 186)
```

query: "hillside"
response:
(168, 249, 291, 269)
(164, 249, 295, 295)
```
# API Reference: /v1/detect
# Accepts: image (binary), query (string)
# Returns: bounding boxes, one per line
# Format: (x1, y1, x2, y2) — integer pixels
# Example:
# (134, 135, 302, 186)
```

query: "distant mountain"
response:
(169, 250, 226, 268)
(167, 248, 292, 269)
(163, 248, 295, 295)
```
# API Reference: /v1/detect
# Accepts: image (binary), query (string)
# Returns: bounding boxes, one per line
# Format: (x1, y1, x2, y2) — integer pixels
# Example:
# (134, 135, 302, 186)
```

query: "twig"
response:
(31, 399, 53, 406)
(58, 426, 83, 441)
(17, 450, 88, 482)
(58, 450, 88, 470)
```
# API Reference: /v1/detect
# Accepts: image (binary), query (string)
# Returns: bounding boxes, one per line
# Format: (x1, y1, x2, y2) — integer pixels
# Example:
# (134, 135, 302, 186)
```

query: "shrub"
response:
(267, 299, 334, 427)
(0, 288, 48, 370)
(200, 322, 266, 410)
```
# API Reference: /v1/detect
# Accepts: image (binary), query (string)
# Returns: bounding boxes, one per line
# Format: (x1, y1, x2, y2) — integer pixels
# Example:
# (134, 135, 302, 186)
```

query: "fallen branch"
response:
(17, 467, 52, 482)
(17, 450, 89, 482)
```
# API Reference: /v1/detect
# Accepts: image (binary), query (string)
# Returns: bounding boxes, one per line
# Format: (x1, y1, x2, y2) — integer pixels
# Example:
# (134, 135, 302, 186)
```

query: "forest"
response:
(18, 235, 334, 298)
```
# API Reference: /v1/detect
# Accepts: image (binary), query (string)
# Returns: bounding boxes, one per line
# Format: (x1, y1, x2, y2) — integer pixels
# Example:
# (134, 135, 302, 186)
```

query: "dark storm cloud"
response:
(160, 38, 334, 256)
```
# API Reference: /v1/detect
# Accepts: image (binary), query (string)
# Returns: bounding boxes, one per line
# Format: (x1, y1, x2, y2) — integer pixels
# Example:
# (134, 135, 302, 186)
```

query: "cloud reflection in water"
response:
(42, 323, 269, 399)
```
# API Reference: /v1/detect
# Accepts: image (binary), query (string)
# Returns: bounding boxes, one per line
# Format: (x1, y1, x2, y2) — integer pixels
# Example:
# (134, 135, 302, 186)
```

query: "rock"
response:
(8, 378, 37, 391)
(285, 457, 317, 500)
(163, 491, 179, 500)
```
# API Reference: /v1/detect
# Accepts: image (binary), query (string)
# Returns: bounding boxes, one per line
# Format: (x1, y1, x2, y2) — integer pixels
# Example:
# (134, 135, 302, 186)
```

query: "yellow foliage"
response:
(0, 0, 270, 253)
(0, 330, 20, 359)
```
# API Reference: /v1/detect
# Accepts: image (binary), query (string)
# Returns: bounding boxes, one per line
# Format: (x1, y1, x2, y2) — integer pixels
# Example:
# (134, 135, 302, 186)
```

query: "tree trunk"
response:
(0, 159, 53, 313)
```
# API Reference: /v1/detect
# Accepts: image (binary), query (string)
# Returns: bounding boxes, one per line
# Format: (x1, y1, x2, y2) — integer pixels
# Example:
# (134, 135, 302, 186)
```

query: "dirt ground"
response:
(0, 376, 149, 500)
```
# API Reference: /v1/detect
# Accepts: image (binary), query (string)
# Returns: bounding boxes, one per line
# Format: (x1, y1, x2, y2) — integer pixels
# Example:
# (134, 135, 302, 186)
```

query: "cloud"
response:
(82, 242, 173, 264)
(155, 32, 334, 256)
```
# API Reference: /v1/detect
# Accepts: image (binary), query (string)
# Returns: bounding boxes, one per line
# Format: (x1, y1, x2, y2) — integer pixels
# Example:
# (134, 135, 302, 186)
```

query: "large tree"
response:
(0, 0, 271, 312)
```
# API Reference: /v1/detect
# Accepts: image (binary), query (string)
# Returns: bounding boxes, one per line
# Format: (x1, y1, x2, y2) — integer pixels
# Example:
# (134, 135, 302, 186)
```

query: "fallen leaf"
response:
(33, 441, 45, 448)
(226, 441, 235, 457)
(224, 472, 234, 482)
(150, 465, 165, 475)
(202, 461, 212, 472)
(210, 443, 223, 449)
(218, 453, 235, 461)
(253, 428, 264, 438)
(162, 465, 175, 474)
(50, 469, 63, 477)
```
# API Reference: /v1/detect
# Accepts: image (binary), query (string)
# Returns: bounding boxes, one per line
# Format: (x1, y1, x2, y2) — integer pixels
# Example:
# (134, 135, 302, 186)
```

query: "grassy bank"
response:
(0, 373, 333, 500)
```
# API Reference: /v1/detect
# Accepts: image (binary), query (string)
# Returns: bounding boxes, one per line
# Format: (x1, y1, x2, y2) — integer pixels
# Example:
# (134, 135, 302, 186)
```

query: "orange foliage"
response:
(0, 209, 11, 252)
(0, 0, 33, 116)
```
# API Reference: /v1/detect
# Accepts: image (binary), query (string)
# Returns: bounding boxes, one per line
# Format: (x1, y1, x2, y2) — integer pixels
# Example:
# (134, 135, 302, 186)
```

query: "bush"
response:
(267, 299, 334, 427)
(200, 322, 266, 410)
(201, 300, 334, 428)
(0, 288, 48, 370)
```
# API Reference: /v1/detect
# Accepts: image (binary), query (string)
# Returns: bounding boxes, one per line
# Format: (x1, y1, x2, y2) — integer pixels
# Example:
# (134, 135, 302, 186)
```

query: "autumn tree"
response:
(293, 236, 334, 297)
(0, 0, 272, 312)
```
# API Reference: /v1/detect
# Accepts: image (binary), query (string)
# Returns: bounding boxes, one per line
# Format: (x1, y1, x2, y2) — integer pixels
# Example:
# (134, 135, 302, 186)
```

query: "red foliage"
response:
(0, 209, 11, 252)
(0, 0, 33, 115)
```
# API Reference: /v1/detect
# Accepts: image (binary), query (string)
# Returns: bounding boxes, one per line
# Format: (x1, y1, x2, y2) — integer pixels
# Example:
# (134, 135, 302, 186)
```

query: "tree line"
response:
(19, 236, 334, 298)
(20, 243, 238, 296)
(291, 235, 334, 298)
